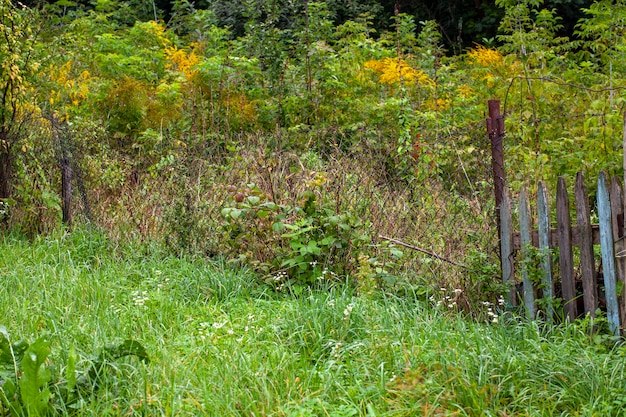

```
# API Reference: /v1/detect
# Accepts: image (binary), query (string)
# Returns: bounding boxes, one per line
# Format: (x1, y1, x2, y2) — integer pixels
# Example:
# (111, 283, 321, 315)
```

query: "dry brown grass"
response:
(74, 131, 498, 296)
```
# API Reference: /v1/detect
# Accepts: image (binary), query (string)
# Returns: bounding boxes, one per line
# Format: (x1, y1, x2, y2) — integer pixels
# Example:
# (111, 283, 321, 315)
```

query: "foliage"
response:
(0, 328, 51, 417)
(0, 324, 148, 416)
(0, 0, 39, 201)
(220, 179, 371, 289)
(1, 233, 626, 415)
(4, 0, 626, 318)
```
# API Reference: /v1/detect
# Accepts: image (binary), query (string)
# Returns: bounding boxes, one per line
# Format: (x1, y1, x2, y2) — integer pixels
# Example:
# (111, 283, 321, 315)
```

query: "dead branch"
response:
(378, 235, 466, 268)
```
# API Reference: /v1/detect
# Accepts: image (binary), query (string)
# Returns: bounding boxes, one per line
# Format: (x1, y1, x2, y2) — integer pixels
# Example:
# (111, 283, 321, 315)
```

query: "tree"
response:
(0, 0, 38, 201)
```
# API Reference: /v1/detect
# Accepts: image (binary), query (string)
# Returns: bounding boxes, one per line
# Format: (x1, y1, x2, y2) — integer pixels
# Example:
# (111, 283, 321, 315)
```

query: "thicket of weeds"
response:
(1, 231, 625, 416)
(85, 136, 500, 309)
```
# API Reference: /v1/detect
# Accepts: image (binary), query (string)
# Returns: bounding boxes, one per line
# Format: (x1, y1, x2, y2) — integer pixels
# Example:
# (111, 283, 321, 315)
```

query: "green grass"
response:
(1, 229, 626, 416)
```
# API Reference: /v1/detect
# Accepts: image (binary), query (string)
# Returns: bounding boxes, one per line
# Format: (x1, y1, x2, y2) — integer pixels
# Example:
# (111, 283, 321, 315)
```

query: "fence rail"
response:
(500, 171, 626, 335)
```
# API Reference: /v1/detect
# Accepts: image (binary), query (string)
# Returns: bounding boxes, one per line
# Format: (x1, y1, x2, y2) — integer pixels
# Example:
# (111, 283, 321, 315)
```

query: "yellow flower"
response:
(467, 45, 503, 67)
(165, 46, 200, 80)
(456, 85, 474, 99)
(49, 61, 91, 106)
(364, 58, 434, 86)
(141, 21, 170, 48)
(425, 97, 452, 111)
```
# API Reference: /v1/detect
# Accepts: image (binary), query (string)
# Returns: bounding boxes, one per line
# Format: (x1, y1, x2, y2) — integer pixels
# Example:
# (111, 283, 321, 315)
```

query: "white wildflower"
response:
(212, 320, 227, 329)
(131, 290, 149, 306)
(343, 303, 354, 317)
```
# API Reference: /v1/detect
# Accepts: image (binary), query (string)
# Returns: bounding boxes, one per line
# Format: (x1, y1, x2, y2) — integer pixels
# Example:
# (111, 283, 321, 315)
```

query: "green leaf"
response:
(101, 340, 150, 363)
(0, 326, 11, 364)
(306, 242, 321, 255)
(66, 346, 77, 393)
(281, 258, 299, 268)
(281, 223, 301, 232)
(246, 196, 260, 205)
(1, 378, 18, 411)
(41, 191, 61, 212)
(282, 226, 314, 238)
(19, 337, 52, 417)
(272, 222, 286, 232)
(55, 0, 77, 6)
(290, 241, 304, 251)
(220, 208, 231, 218)
(260, 202, 277, 210)
(319, 236, 336, 246)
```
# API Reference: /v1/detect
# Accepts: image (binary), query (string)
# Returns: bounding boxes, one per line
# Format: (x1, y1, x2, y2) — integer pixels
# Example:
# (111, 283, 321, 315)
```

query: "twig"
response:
(378, 235, 466, 268)
(504, 75, 626, 118)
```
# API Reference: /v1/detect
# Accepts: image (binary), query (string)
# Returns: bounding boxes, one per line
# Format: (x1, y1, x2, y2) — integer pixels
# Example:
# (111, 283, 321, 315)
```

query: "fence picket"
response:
(557, 177, 577, 321)
(610, 176, 625, 333)
(497, 171, 625, 334)
(575, 172, 597, 317)
(537, 182, 553, 321)
(519, 187, 535, 319)
(597, 172, 620, 335)
(500, 187, 516, 306)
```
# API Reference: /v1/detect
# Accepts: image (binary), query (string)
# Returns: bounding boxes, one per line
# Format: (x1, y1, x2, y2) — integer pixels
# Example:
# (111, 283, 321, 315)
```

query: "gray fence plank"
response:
(598, 172, 620, 335)
(537, 182, 553, 321)
(575, 172, 597, 317)
(557, 177, 577, 321)
(500, 187, 516, 306)
(519, 187, 535, 319)
(610, 176, 625, 334)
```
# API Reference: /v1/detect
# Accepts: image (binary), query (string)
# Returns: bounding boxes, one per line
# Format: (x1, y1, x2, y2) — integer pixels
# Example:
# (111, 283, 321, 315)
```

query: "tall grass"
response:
(1, 230, 624, 416)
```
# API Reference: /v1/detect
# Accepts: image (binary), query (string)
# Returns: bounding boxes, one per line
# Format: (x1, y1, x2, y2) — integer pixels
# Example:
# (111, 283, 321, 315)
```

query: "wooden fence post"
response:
(598, 172, 620, 335)
(575, 172, 597, 317)
(61, 154, 72, 227)
(537, 182, 553, 321)
(487, 100, 506, 238)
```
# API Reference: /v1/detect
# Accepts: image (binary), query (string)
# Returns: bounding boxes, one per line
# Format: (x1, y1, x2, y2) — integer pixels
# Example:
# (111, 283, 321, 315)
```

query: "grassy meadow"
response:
(1, 229, 626, 416)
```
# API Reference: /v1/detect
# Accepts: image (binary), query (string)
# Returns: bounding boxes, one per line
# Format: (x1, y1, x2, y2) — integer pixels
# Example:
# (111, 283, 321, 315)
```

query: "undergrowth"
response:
(1, 231, 625, 416)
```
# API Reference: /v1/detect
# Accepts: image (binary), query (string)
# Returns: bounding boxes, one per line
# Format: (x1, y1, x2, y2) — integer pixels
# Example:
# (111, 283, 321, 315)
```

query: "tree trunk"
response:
(0, 146, 11, 200)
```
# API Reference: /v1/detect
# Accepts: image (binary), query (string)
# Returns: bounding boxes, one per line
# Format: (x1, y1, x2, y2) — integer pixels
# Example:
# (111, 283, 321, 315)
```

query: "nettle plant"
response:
(221, 181, 371, 290)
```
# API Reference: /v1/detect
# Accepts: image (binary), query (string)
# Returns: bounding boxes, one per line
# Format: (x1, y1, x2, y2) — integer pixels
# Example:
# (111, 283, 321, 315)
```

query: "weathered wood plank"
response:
(488, 100, 506, 239)
(557, 177, 577, 321)
(537, 182, 553, 321)
(598, 172, 620, 335)
(610, 176, 625, 334)
(623, 112, 626, 335)
(512, 225, 600, 249)
(575, 172, 597, 317)
(519, 187, 535, 319)
(610, 177, 624, 240)
(500, 187, 516, 306)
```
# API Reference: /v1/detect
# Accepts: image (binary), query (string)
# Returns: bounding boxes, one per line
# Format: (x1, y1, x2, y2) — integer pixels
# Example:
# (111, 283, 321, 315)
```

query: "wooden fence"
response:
(501, 172, 626, 335)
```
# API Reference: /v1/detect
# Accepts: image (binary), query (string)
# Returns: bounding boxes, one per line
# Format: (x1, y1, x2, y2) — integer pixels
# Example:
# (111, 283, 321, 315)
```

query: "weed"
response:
(2, 231, 626, 415)
(0, 325, 148, 416)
